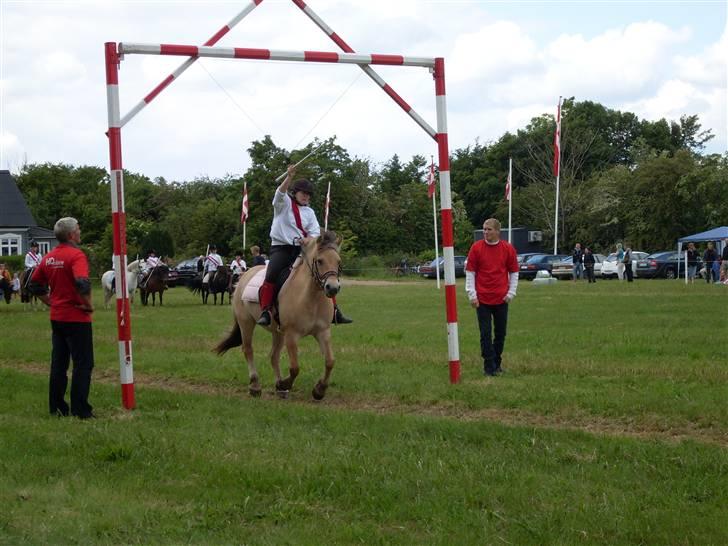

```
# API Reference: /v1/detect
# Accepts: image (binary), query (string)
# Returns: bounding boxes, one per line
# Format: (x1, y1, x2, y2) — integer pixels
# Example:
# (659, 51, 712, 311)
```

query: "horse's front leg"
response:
(312, 329, 335, 401)
(276, 331, 301, 395)
(159, 290, 163, 306)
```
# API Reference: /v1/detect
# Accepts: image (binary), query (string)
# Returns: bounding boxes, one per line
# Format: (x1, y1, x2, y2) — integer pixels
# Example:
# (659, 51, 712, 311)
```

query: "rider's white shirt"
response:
(270, 190, 320, 246)
(25, 251, 42, 268)
(205, 253, 223, 272)
(230, 259, 246, 275)
(143, 256, 160, 272)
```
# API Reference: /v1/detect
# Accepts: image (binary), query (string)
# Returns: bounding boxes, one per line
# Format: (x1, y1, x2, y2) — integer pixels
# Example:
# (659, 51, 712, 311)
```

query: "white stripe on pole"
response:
(324, 180, 331, 232)
(553, 96, 562, 255)
(507, 158, 513, 245)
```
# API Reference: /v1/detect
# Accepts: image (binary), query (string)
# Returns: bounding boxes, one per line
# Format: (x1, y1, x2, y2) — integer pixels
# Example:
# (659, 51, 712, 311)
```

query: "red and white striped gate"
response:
(104, 1, 460, 410)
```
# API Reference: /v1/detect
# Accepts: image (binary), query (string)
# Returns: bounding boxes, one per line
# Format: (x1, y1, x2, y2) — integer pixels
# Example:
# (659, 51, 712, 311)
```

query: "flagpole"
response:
(430, 156, 440, 289)
(243, 222, 246, 254)
(324, 180, 331, 232)
(508, 157, 513, 244)
(553, 96, 562, 255)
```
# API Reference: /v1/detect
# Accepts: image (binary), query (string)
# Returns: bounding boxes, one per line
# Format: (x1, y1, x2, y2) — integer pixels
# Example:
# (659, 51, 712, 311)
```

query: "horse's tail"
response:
(214, 322, 242, 355)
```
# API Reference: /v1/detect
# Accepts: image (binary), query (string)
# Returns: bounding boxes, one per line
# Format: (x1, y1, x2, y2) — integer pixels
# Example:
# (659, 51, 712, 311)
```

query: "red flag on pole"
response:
(505, 165, 511, 201)
(240, 182, 249, 224)
(427, 161, 436, 199)
(553, 99, 562, 177)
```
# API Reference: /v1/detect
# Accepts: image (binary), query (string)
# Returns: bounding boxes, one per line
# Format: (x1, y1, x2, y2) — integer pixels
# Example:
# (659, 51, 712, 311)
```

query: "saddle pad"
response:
(242, 267, 267, 303)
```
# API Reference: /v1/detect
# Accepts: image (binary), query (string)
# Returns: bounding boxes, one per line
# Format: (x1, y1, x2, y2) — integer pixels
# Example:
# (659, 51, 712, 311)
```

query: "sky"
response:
(1, 0, 726, 182)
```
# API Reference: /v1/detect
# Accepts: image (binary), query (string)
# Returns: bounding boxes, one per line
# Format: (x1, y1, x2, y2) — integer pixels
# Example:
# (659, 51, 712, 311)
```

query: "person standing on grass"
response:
(623, 243, 634, 282)
(571, 243, 584, 281)
(615, 243, 625, 281)
(250, 245, 266, 267)
(29, 217, 95, 419)
(465, 218, 519, 377)
(686, 242, 699, 283)
(583, 247, 596, 283)
(721, 239, 728, 282)
(703, 242, 717, 283)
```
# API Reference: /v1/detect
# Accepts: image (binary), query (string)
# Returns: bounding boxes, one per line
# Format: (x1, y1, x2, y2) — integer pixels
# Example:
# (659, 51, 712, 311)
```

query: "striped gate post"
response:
(433, 58, 460, 383)
(105, 42, 135, 409)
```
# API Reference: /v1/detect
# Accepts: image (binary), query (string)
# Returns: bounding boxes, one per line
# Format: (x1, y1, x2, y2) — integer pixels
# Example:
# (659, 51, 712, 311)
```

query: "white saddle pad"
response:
(242, 267, 267, 303)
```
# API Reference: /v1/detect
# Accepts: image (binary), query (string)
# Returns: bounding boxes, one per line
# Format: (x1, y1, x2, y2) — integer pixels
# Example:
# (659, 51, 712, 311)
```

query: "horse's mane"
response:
(317, 231, 339, 252)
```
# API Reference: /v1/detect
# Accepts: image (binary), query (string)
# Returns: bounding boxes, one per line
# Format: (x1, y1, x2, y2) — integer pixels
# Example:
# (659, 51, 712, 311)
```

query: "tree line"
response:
(14, 98, 726, 273)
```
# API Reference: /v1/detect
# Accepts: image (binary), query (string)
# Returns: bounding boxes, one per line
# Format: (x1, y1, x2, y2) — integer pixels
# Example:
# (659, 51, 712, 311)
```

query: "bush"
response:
(0, 255, 24, 274)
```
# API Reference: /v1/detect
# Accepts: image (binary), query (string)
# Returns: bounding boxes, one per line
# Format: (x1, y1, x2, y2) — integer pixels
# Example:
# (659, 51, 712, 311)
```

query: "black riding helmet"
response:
(290, 179, 314, 197)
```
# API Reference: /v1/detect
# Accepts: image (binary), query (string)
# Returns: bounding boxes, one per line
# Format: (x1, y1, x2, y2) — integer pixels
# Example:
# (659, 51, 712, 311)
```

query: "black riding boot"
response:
(257, 309, 272, 326)
(332, 305, 353, 324)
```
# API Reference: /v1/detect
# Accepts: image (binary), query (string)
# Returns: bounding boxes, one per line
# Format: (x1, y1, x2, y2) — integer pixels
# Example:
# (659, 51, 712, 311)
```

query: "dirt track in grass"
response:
(5, 361, 726, 448)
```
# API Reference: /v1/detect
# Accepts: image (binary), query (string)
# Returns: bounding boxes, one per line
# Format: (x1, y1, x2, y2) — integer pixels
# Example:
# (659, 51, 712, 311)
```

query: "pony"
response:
(188, 266, 231, 305)
(215, 232, 342, 400)
(20, 268, 39, 307)
(101, 259, 143, 309)
(138, 264, 169, 306)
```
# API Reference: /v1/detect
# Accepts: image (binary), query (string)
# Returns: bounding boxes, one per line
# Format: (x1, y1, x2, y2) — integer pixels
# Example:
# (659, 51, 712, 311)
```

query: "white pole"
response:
(433, 191, 441, 290)
(508, 157, 513, 245)
(243, 222, 246, 255)
(275, 142, 327, 183)
(685, 249, 688, 284)
(553, 97, 562, 255)
(324, 180, 331, 232)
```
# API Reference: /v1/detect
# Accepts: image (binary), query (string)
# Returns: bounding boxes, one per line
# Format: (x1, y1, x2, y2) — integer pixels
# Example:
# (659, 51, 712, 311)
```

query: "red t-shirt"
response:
(31, 243, 92, 323)
(466, 239, 519, 305)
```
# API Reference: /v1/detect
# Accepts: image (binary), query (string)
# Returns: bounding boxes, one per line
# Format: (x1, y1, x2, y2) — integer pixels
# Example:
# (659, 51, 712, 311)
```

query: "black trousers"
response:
(476, 303, 509, 374)
(49, 321, 94, 418)
(625, 263, 634, 282)
(585, 265, 595, 283)
(264, 245, 301, 286)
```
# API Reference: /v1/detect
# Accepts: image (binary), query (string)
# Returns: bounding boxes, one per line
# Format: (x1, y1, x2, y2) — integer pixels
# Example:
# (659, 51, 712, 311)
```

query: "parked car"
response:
(169, 257, 202, 287)
(600, 251, 649, 279)
(517, 252, 546, 265)
(635, 251, 699, 279)
(518, 254, 569, 280)
(551, 254, 607, 279)
(420, 256, 467, 278)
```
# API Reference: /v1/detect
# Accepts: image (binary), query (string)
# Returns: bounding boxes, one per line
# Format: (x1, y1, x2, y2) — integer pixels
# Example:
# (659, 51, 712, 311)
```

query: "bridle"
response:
(299, 243, 341, 291)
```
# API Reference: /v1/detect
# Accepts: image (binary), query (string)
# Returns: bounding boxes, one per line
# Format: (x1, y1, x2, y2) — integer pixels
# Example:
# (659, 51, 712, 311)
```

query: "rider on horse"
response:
(140, 249, 160, 286)
(256, 164, 352, 327)
(24, 241, 43, 289)
(229, 251, 247, 290)
(202, 245, 224, 290)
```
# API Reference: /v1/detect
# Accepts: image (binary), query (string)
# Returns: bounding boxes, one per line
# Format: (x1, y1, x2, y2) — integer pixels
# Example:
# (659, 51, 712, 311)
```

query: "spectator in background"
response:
(583, 247, 596, 283)
(686, 242, 699, 283)
(615, 243, 625, 281)
(250, 245, 266, 267)
(571, 243, 584, 281)
(623, 243, 634, 283)
(30, 217, 95, 419)
(11, 272, 20, 299)
(721, 239, 728, 282)
(703, 242, 717, 283)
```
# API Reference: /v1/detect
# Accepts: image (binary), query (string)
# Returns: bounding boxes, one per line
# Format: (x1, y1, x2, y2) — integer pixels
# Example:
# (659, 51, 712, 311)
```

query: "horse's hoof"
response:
(312, 381, 327, 401)
(249, 387, 262, 398)
(276, 389, 289, 400)
(276, 378, 293, 391)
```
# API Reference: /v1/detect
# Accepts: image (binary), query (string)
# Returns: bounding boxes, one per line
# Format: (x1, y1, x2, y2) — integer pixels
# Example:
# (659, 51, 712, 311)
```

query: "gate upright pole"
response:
(433, 58, 460, 384)
(105, 42, 135, 409)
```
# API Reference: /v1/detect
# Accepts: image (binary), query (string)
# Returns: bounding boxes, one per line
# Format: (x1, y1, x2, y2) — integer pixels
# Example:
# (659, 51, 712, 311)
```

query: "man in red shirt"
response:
(30, 217, 95, 418)
(465, 218, 519, 376)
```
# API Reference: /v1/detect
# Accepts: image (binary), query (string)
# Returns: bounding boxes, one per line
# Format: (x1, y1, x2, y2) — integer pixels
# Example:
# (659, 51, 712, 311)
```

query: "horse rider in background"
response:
(203, 245, 223, 291)
(229, 250, 247, 291)
(140, 249, 160, 287)
(24, 241, 43, 289)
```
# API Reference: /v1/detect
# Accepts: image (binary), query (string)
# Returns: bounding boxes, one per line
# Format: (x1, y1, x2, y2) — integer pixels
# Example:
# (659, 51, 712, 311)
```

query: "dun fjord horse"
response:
(101, 259, 142, 308)
(215, 232, 342, 400)
(139, 264, 169, 306)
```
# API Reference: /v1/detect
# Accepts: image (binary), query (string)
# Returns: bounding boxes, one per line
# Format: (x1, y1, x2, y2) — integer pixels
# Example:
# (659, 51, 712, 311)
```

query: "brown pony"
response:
(215, 232, 342, 400)
(139, 264, 169, 306)
(20, 268, 39, 307)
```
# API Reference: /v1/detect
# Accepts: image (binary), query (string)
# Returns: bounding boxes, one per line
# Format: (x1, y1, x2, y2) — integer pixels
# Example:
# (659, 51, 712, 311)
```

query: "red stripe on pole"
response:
(104, 43, 119, 84)
(330, 33, 354, 53)
(108, 128, 122, 170)
(445, 285, 458, 321)
(204, 25, 230, 46)
(441, 210, 454, 247)
(437, 134, 450, 171)
(304, 51, 339, 63)
(116, 298, 131, 340)
(234, 47, 271, 59)
(144, 74, 175, 104)
(292, 0, 306, 8)
(160, 44, 199, 56)
(434, 58, 446, 95)
(254, 0, 264, 4)
(121, 382, 135, 410)
(111, 212, 128, 255)
(449, 361, 460, 384)
(371, 54, 404, 65)
(382, 84, 411, 112)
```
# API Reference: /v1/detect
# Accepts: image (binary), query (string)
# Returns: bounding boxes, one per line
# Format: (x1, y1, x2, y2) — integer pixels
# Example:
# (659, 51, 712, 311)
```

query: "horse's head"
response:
(154, 264, 170, 280)
(305, 231, 342, 298)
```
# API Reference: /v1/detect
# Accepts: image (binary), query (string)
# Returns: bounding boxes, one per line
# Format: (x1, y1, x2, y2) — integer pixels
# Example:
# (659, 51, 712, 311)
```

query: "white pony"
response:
(101, 259, 143, 309)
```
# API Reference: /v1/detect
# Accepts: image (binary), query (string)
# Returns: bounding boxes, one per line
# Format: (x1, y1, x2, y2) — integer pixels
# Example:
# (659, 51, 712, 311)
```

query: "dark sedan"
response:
(518, 254, 569, 280)
(635, 251, 701, 279)
(169, 257, 202, 287)
(420, 256, 467, 278)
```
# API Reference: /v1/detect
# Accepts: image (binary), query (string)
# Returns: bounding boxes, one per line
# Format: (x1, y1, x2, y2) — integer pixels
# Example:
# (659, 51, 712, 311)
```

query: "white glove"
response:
(504, 292, 515, 303)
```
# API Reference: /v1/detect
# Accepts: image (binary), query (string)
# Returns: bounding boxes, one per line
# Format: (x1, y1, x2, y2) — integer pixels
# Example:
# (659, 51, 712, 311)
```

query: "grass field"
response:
(1, 278, 726, 544)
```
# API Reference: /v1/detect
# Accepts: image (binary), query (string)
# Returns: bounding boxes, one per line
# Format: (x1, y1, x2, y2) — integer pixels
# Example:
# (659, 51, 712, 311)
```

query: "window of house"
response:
(38, 242, 51, 254)
(1, 234, 21, 256)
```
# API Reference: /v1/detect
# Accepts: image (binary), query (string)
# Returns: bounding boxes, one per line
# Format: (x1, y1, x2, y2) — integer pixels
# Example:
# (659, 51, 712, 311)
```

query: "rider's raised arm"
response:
(276, 164, 297, 196)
